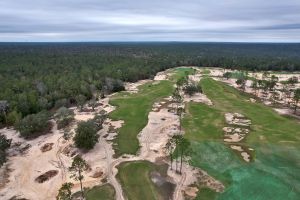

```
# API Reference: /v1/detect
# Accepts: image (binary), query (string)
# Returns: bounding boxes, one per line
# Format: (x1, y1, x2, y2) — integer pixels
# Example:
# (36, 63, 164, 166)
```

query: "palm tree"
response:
(172, 88, 182, 113)
(166, 138, 175, 170)
(177, 106, 185, 132)
(172, 134, 182, 173)
(178, 137, 191, 174)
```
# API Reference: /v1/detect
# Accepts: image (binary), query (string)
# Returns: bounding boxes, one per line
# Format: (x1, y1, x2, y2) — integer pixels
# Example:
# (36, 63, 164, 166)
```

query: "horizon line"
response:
(0, 41, 300, 44)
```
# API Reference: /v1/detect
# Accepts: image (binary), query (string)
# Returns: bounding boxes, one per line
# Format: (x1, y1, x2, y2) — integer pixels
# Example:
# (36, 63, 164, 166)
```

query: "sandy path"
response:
(100, 133, 125, 200)
(173, 171, 187, 200)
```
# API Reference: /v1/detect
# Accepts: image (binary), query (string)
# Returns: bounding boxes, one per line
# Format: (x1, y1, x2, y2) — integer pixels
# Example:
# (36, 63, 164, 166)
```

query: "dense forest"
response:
(0, 42, 300, 129)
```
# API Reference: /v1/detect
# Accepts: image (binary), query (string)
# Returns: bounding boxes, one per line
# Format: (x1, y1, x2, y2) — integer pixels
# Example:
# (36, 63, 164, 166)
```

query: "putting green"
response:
(184, 78, 300, 199)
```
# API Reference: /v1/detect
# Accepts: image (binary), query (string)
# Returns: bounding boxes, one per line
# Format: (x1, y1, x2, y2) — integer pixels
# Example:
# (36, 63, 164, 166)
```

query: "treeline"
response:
(0, 42, 300, 128)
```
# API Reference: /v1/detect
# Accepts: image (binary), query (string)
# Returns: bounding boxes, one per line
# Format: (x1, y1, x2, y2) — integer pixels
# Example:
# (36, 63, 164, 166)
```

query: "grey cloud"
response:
(0, 0, 299, 42)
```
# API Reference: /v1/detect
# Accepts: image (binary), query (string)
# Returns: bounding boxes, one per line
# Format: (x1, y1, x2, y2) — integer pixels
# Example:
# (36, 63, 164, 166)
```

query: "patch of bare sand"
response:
(184, 186, 198, 198)
(230, 145, 251, 162)
(124, 79, 152, 93)
(0, 95, 118, 199)
(154, 72, 168, 81)
(183, 93, 213, 106)
(225, 113, 251, 126)
(0, 125, 74, 200)
(209, 68, 226, 77)
(188, 74, 201, 82)
(274, 108, 300, 120)
(138, 108, 180, 162)
(170, 162, 224, 200)
(223, 127, 249, 142)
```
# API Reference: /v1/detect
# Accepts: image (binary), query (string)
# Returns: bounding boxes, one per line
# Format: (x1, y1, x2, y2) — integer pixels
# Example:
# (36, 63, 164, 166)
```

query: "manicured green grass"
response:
(183, 77, 300, 199)
(200, 77, 300, 144)
(109, 80, 174, 156)
(116, 161, 169, 200)
(85, 184, 115, 200)
(182, 103, 224, 141)
(169, 67, 195, 81)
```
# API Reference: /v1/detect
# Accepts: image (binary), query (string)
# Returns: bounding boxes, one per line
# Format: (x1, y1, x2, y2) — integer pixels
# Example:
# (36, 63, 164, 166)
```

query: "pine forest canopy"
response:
(0, 42, 300, 127)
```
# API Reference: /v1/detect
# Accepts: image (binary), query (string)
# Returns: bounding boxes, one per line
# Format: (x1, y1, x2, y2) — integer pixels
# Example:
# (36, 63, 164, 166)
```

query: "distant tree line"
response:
(1, 42, 300, 128)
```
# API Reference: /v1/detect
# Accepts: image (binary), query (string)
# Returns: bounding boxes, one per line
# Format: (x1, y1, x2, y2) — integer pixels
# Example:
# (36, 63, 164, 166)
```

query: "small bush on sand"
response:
(74, 120, 99, 150)
(55, 107, 75, 130)
(16, 111, 50, 139)
(183, 84, 202, 96)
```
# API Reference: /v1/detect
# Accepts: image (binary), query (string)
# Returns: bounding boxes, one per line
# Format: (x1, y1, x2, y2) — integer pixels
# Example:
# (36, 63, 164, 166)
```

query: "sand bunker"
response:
(223, 113, 252, 162)
(225, 113, 251, 126)
(223, 127, 249, 142)
(183, 93, 213, 105)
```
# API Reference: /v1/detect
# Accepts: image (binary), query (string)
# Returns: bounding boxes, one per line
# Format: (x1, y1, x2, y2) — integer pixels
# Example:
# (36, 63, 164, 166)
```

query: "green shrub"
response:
(74, 120, 99, 150)
(6, 110, 22, 126)
(55, 107, 74, 130)
(183, 84, 202, 96)
(16, 111, 50, 139)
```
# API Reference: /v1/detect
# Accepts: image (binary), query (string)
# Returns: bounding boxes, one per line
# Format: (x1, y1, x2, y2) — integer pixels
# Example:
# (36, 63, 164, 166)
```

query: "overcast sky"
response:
(1, 0, 300, 42)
